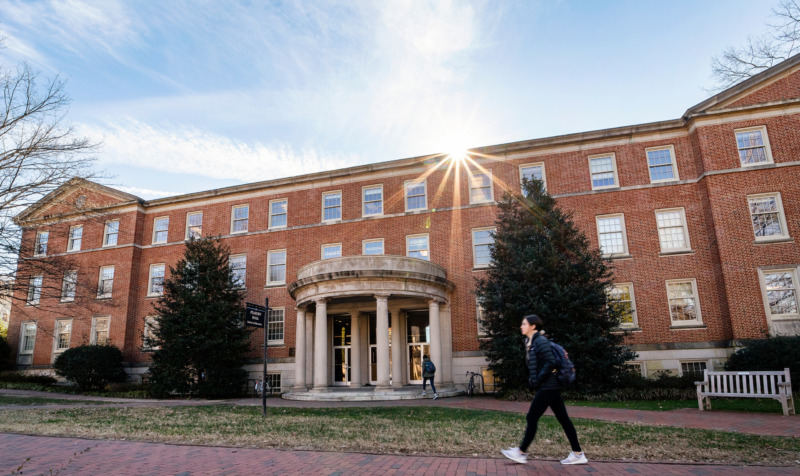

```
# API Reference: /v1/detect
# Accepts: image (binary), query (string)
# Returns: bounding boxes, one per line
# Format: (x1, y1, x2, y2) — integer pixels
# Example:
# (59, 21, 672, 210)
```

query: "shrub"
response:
(0, 334, 12, 371)
(53, 344, 127, 391)
(725, 336, 800, 383)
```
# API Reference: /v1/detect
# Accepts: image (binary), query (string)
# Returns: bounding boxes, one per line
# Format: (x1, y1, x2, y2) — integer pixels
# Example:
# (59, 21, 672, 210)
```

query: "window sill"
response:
(265, 283, 286, 288)
(669, 324, 707, 330)
(268, 226, 287, 231)
(96, 296, 112, 301)
(591, 185, 620, 191)
(145, 294, 163, 299)
(753, 237, 793, 245)
(60, 299, 75, 304)
(405, 209, 427, 214)
(612, 327, 642, 333)
(267, 343, 284, 347)
(659, 250, 696, 257)
(230, 231, 248, 235)
(768, 314, 800, 321)
(603, 254, 633, 261)
(472, 266, 491, 271)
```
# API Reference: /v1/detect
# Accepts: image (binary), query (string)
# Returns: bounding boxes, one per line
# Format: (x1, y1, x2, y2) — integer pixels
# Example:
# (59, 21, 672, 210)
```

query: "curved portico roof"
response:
(288, 256, 455, 308)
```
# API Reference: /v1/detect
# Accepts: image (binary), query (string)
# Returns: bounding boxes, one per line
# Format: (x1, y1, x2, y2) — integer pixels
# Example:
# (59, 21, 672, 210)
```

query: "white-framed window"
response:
(759, 268, 800, 319)
(34, 231, 49, 257)
(406, 234, 430, 260)
(267, 250, 286, 285)
(735, 126, 773, 166)
(322, 191, 342, 222)
(27, 276, 43, 305)
(666, 279, 702, 326)
(54, 319, 72, 352)
(231, 205, 249, 234)
(19, 322, 37, 355)
(97, 265, 114, 299)
(322, 243, 342, 260)
(61, 270, 77, 302)
(469, 170, 494, 204)
(626, 362, 646, 377)
(747, 193, 789, 241)
(67, 225, 83, 252)
(362, 185, 383, 217)
(588, 153, 619, 190)
(476, 298, 488, 337)
(91, 317, 110, 345)
(143, 316, 160, 351)
(609, 283, 637, 328)
(148, 264, 165, 296)
(519, 162, 546, 192)
(269, 199, 287, 229)
(596, 214, 628, 256)
(103, 220, 119, 246)
(362, 239, 384, 255)
(153, 217, 169, 244)
(655, 208, 691, 252)
(230, 254, 247, 288)
(267, 307, 285, 345)
(472, 227, 495, 268)
(405, 179, 427, 211)
(646, 145, 679, 183)
(186, 212, 203, 240)
(265, 373, 282, 394)
(680, 361, 707, 377)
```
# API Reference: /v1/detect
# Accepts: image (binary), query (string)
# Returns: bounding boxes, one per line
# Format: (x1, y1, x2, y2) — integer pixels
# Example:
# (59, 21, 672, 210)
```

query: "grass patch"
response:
(0, 395, 111, 406)
(566, 397, 791, 413)
(0, 405, 797, 465)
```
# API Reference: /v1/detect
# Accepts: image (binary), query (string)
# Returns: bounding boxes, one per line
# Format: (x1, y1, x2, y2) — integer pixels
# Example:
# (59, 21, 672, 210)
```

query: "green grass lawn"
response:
(0, 405, 797, 465)
(566, 397, 790, 413)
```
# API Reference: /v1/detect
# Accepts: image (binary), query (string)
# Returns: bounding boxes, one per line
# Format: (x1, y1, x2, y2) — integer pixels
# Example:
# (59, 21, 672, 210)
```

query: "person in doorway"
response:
(421, 355, 438, 399)
(501, 314, 587, 465)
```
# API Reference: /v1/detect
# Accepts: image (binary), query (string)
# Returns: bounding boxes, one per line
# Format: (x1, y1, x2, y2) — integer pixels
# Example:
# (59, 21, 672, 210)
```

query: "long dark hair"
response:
(523, 314, 543, 329)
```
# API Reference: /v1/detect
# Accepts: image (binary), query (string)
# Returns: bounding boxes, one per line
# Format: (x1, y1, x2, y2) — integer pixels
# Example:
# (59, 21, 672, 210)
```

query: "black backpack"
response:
(533, 336, 576, 387)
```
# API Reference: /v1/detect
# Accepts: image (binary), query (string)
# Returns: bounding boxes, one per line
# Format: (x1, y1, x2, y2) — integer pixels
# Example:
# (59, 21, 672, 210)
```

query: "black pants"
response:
(519, 388, 581, 453)
(423, 377, 436, 394)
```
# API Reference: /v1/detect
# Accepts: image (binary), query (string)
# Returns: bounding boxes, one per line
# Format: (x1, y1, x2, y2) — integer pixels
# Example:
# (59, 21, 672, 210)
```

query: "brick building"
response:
(7, 55, 800, 394)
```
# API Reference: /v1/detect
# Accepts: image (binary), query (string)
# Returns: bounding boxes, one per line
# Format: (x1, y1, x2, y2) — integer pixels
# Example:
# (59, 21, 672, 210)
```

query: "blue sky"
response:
(0, 0, 778, 199)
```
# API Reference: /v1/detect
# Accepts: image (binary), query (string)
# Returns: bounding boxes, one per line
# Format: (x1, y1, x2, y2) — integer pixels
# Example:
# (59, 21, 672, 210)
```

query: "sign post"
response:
(245, 300, 269, 417)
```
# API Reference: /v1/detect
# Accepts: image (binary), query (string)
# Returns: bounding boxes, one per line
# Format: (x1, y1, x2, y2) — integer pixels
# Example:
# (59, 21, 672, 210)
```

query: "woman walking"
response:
(501, 314, 587, 465)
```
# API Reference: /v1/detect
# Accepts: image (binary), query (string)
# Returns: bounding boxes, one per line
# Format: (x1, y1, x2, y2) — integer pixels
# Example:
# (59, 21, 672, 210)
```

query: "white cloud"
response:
(80, 119, 356, 183)
(111, 186, 178, 200)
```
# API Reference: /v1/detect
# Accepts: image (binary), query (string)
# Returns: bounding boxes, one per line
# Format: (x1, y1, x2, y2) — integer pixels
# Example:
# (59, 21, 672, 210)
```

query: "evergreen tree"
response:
(146, 237, 251, 398)
(476, 179, 635, 394)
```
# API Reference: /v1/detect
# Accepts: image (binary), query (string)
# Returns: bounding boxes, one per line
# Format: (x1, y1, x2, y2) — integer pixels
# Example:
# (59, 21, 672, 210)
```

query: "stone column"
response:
(429, 299, 443, 385)
(313, 298, 329, 390)
(390, 308, 403, 387)
(375, 293, 391, 389)
(305, 311, 314, 387)
(294, 307, 307, 390)
(350, 312, 361, 388)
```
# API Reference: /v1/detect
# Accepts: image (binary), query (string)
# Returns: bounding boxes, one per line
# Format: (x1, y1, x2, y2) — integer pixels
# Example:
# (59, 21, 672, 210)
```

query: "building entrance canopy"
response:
(288, 256, 455, 394)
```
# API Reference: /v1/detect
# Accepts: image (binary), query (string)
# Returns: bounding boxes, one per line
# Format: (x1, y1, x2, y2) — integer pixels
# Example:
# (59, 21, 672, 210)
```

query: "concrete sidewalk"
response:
(1, 433, 797, 476)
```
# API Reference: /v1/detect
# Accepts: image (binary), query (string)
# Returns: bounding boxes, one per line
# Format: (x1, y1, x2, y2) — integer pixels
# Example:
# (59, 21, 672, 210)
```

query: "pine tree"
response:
(476, 179, 635, 394)
(146, 237, 251, 398)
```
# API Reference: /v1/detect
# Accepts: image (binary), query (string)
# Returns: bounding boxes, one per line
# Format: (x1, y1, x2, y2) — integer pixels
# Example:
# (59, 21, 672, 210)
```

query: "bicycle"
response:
(465, 371, 484, 396)
(254, 379, 270, 397)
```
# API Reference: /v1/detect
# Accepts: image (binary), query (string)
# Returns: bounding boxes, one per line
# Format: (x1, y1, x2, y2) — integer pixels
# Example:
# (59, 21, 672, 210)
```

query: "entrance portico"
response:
(286, 256, 455, 399)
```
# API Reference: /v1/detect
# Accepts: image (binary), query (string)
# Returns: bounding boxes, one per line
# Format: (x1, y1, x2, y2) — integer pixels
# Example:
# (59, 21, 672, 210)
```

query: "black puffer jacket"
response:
(525, 332, 559, 390)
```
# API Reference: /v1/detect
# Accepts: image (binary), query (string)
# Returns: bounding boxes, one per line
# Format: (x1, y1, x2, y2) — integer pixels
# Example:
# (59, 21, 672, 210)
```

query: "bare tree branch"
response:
(710, 0, 800, 90)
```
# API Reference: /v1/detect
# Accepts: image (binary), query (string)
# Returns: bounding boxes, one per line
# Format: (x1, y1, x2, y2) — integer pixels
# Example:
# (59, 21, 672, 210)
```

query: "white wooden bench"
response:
(695, 368, 795, 416)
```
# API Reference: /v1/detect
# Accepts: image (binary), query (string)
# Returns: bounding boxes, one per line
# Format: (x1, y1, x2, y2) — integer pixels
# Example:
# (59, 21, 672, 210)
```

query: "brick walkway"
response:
(2, 389, 800, 474)
(1, 433, 797, 475)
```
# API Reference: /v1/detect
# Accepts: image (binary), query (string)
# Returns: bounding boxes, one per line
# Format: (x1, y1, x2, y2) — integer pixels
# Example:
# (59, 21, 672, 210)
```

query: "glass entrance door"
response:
(332, 317, 350, 386)
(406, 311, 430, 384)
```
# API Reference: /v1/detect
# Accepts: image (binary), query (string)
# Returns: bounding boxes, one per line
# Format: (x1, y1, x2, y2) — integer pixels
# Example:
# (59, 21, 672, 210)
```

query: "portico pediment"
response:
(288, 256, 454, 307)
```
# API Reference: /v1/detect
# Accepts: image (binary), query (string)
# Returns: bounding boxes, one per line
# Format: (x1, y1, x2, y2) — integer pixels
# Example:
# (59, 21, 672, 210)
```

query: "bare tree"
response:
(1, 40, 99, 308)
(711, 0, 800, 90)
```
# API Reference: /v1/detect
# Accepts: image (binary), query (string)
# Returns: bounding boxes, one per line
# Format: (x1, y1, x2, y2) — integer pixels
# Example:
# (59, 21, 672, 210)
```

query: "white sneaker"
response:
(501, 447, 527, 464)
(421, 391, 426, 396)
(433, 394, 439, 400)
(560, 452, 588, 465)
